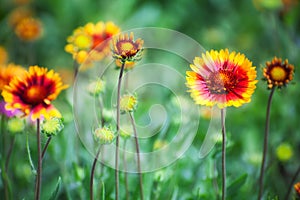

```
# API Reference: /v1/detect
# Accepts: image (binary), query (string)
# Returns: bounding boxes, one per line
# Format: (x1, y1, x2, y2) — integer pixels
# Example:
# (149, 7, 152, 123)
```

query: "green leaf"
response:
(48, 177, 61, 200)
(227, 174, 248, 198)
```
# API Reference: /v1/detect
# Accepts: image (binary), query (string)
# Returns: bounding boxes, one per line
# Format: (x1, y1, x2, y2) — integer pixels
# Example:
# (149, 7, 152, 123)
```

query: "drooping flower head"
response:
(186, 49, 258, 108)
(263, 57, 294, 89)
(94, 126, 115, 144)
(1, 66, 68, 121)
(112, 32, 143, 63)
(65, 21, 120, 65)
(0, 63, 26, 90)
(14, 17, 43, 41)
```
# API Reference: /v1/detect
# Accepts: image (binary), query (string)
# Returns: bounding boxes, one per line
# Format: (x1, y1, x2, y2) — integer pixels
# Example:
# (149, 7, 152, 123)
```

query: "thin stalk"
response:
(90, 146, 102, 200)
(284, 165, 300, 200)
(42, 137, 52, 160)
(98, 97, 105, 127)
(5, 136, 15, 172)
(73, 60, 79, 80)
(129, 113, 144, 200)
(34, 118, 42, 200)
(221, 109, 226, 200)
(258, 87, 275, 200)
(123, 140, 129, 200)
(115, 61, 125, 200)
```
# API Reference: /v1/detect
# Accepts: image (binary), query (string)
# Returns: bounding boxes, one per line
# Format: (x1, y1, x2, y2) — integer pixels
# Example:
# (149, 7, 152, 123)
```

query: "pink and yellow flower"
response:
(186, 49, 257, 108)
(65, 21, 120, 66)
(1, 66, 68, 121)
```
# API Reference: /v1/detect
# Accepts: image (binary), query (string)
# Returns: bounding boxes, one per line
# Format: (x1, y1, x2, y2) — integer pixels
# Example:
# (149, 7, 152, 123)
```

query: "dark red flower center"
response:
(206, 70, 238, 94)
(116, 40, 138, 57)
(22, 85, 48, 105)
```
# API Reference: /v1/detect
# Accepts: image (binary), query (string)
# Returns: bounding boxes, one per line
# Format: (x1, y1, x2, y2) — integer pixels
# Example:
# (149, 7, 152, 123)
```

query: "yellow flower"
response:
(120, 94, 138, 113)
(2, 66, 68, 121)
(0, 63, 26, 90)
(14, 17, 43, 41)
(65, 21, 120, 66)
(186, 49, 258, 108)
(263, 57, 294, 89)
(112, 32, 144, 63)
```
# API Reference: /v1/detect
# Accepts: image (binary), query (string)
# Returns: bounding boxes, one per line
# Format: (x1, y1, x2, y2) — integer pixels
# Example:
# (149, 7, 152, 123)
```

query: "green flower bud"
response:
(7, 117, 25, 134)
(87, 78, 105, 96)
(120, 94, 137, 113)
(41, 117, 64, 137)
(94, 126, 115, 144)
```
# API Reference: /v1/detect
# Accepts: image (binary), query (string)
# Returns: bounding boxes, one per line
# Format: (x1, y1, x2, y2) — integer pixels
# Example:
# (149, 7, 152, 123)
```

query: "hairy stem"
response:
(129, 113, 144, 200)
(258, 87, 275, 200)
(34, 118, 42, 200)
(115, 61, 125, 200)
(90, 146, 102, 200)
(221, 109, 226, 200)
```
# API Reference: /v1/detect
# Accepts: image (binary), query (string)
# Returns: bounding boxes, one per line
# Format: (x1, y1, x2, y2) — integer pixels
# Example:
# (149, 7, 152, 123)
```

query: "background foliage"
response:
(0, 0, 299, 199)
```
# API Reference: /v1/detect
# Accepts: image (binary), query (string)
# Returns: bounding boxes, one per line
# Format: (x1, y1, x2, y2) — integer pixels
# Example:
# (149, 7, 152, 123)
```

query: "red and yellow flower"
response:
(1, 66, 68, 121)
(0, 63, 26, 90)
(263, 57, 294, 89)
(295, 182, 300, 197)
(112, 32, 143, 63)
(186, 49, 257, 108)
(65, 21, 120, 66)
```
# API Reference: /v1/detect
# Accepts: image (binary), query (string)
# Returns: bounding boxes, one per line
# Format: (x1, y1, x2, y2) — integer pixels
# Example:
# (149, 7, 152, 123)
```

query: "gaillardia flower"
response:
(112, 32, 143, 63)
(263, 57, 294, 89)
(94, 126, 115, 144)
(15, 17, 43, 41)
(120, 94, 138, 113)
(295, 182, 300, 197)
(0, 63, 26, 90)
(186, 49, 257, 108)
(41, 117, 64, 137)
(1, 66, 68, 121)
(65, 21, 120, 65)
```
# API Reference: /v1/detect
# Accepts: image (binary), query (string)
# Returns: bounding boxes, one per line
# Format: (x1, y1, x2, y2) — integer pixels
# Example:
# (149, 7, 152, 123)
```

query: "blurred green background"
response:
(0, 0, 299, 199)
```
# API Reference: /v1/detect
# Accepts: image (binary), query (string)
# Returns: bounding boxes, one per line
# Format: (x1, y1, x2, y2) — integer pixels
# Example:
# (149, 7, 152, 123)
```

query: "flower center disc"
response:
(206, 71, 236, 94)
(23, 85, 48, 105)
(270, 66, 287, 81)
(119, 41, 134, 53)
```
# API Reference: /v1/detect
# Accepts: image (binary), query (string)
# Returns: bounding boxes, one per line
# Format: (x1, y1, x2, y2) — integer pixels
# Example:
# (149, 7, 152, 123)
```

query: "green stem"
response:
(123, 140, 129, 200)
(90, 146, 102, 200)
(258, 87, 275, 200)
(34, 118, 42, 200)
(42, 137, 52, 160)
(221, 109, 226, 200)
(5, 136, 15, 172)
(129, 112, 144, 200)
(284, 165, 300, 200)
(115, 61, 125, 200)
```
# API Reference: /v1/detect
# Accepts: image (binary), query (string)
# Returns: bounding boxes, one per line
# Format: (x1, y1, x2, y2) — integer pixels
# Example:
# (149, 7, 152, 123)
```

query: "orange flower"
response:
(0, 63, 26, 90)
(8, 7, 33, 27)
(2, 66, 68, 121)
(14, 17, 43, 41)
(112, 32, 143, 63)
(186, 49, 258, 108)
(263, 57, 294, 89)
(0, 46, 8, 65)
(295, 182, 300, 197)
(65, 21, 120, 66)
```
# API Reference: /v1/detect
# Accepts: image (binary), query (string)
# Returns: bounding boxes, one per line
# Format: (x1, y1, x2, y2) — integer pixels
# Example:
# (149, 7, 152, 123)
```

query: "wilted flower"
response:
(2, 66, 68, 121)
(186, 49, 258, 108)
(112, 32, 143, 63)
(120, 94, 137, 113)
(263, 57, 294, 89)
(94, 126, 115, 144)
(87, 78, 105, 96)
(65, 21, 120, 65)
(0, 63, 26, 90)
(14, 17, 43, 41)
(41, 117, 64, 137)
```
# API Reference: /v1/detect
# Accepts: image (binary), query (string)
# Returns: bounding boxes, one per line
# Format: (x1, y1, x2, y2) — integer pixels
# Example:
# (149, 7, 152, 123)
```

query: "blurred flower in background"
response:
(0, 63, 26, 90)
(0, 46, 8, 65)
(14, 17, 43, 41)
(276, 142, 293, 162)
(65, 21, 120, 66)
